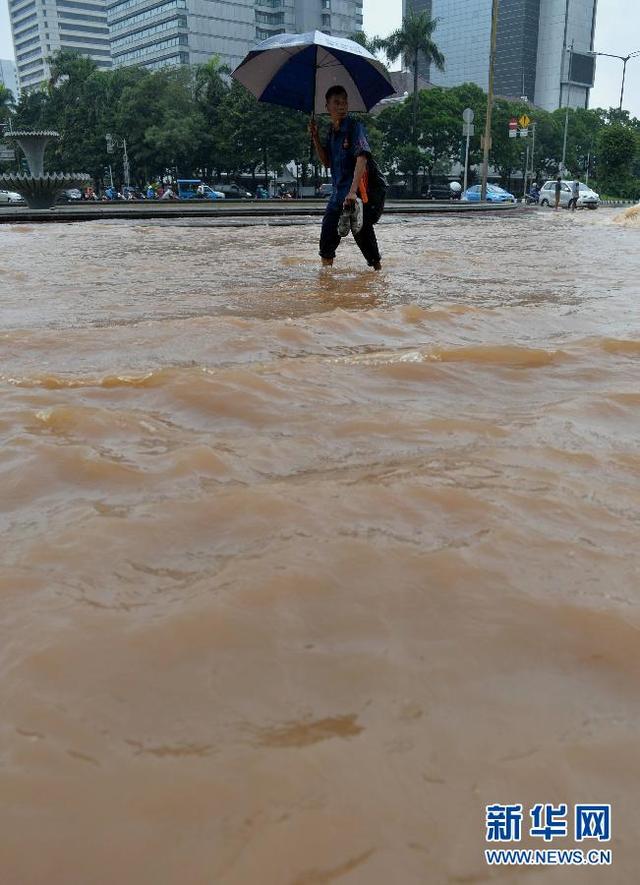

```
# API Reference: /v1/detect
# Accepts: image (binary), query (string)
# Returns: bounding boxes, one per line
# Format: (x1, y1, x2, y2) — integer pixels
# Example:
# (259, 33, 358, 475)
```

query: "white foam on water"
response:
(614, 203, 640, 226)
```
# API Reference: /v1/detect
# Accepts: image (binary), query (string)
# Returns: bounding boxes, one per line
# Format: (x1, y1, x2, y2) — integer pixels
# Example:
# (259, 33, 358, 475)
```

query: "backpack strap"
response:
(347, 117, 358, 148)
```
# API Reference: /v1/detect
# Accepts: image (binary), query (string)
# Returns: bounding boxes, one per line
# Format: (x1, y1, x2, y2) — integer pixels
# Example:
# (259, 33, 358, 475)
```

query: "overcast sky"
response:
(1, 0, 639, 116)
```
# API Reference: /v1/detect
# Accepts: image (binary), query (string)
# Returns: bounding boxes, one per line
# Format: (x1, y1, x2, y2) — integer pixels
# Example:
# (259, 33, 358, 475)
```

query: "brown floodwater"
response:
(1, 207, 639, 884)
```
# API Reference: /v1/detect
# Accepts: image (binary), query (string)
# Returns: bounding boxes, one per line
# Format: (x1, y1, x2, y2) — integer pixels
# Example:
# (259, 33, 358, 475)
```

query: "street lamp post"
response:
(561, 41, 574, 174)
(105, 132, 131, 191)
(481, 0, 500, 201)
(594, 50, 640, 110)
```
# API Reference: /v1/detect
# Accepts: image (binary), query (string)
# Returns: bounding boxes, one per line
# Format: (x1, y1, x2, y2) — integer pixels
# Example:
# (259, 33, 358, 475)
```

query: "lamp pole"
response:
(106, 132, 131, 192)
(561, 41, 574, 174)
(594, 50, 640, 110)
(530, 120, 536, 184)
(481, 0, 500, 201)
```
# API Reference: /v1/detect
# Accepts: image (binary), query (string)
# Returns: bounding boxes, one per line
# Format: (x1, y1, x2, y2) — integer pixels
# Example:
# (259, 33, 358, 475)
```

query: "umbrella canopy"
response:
(232, 30, 395, 115)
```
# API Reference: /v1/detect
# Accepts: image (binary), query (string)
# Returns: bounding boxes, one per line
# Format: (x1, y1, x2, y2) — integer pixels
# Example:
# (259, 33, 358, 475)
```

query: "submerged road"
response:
(1, 207, 638, 883)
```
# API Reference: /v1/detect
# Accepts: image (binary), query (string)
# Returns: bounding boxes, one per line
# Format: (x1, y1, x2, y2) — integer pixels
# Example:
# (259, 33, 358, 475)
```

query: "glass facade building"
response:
(402, 0, 598, 111)
(0, 59, 20, 100)
(108, 0, 364, 73)
(7, 0, 364, 90)
(404, 0, 492, 90)
(107, 0, 191, 69)
(494, 0, 541, 102)
(8, 0, 112, 92)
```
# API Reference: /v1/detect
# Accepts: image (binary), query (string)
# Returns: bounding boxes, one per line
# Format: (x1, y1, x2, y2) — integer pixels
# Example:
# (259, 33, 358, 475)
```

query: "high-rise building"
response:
(0, 59, 20, 100)
(107, 0, 364, 73)
(402, 0, 598, 111)
(8, 0, 112, 92)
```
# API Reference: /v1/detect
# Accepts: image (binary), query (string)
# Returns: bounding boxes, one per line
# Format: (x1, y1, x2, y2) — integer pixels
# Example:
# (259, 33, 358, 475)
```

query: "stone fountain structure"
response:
(0, 130, 89, 209)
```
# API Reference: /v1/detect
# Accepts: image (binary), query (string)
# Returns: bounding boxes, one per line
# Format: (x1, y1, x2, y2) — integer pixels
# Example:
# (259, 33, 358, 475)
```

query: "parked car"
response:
(201, 185, 225, 200)
(177, 179, 225, 200)
(0, 189, 25, 204)
(57, 188, 83, 203)
(461, 184, 517, 203)
(316, 182, 333, 198)
(539, 180, 600, 209)
(421, 182, 462, 200)
(214, 183, 253, 199)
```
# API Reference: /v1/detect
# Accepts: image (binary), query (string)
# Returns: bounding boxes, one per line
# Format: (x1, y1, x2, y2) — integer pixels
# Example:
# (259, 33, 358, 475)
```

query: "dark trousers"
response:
(319, 202, 381, 266)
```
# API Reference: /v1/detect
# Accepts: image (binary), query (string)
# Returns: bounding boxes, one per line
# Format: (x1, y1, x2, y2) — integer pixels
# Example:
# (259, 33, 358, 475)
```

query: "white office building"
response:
(0, 58, 20, 100)
(534, 0, 597, 109)
(8, 0, 112, 92)
(108, 0, 364, 73)
(403, 0, 598, 111)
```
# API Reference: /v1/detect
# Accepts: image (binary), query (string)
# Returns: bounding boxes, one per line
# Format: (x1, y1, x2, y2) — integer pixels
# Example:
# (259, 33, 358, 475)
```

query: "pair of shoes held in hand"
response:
(337, 198, 364, 238)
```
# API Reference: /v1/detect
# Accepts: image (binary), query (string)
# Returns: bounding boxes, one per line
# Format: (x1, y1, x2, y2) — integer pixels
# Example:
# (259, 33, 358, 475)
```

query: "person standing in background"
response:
(554, 176, 562, 210)
(570, 179, 580, 211)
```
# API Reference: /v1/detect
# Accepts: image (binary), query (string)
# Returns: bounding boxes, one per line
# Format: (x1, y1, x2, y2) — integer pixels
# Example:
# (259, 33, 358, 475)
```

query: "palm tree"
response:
(376, 7, 445, 150)
(349, 31, 381, 56)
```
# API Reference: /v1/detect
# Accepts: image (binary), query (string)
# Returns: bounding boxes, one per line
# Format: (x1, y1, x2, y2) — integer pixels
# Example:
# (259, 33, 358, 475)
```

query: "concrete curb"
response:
(0, 200, 521, 225)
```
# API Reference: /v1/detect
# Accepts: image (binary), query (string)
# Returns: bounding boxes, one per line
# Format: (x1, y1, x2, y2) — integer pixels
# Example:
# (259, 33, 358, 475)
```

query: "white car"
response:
(539, 180, 600, 209)
(0, 189, 25, 204)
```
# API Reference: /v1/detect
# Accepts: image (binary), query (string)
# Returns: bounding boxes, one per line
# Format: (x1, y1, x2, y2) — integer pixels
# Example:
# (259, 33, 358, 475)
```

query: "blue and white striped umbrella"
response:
(232, 30, 394, 115)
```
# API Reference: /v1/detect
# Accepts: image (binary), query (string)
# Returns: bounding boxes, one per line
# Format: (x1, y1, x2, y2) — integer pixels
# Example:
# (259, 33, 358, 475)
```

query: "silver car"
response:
(0, 189, 25, 204)
(539, 180, 600, 209)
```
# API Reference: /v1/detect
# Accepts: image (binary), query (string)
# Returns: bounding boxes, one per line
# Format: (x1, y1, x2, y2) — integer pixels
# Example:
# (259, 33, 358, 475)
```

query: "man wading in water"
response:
(309, 86, 382, 271)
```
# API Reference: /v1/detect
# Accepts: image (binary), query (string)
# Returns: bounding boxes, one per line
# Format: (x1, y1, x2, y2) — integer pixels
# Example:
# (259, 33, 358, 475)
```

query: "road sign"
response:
(462, 123, 475, 136)
(520, 127, 529, 138)
(509, 118, 518, 138)
(518, 114, 531, 128)
(462, 107, 475, 124)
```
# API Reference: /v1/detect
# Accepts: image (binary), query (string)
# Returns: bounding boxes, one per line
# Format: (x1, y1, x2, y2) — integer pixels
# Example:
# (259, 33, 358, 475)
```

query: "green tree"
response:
(597, 123, 638, 196)
(528, 110, 561, 182)
(12, 88, 50, 130)
(0, 85, 15, 171)
(443, 83, 488, 179)
(349, 31, 381, 55)
(377, 84, 486, 191)
(0, 84, 13, 123)
(376, 5, 445, 193)
(219, 82, 307, 185)
(489, 99, 535, 186)
(117, 66, 208, 182)
(545, 107, 603, 179)
(193, 57, 231, 175)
